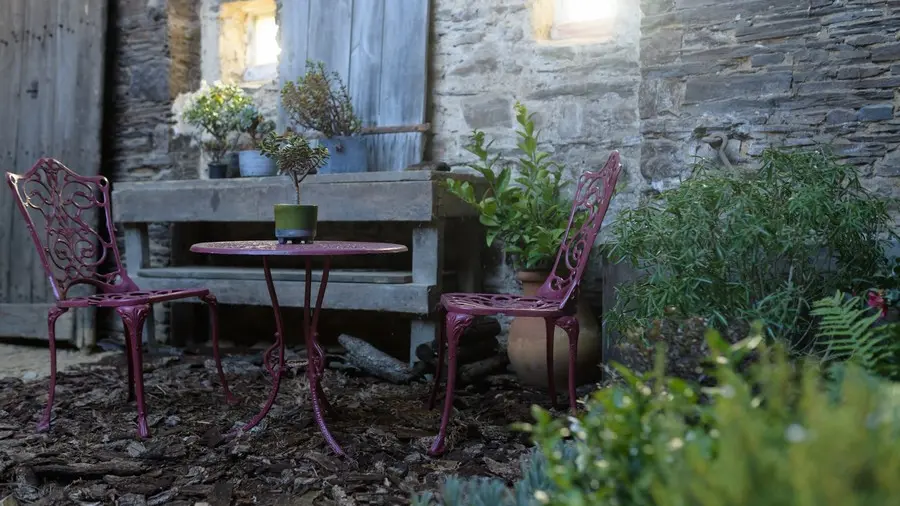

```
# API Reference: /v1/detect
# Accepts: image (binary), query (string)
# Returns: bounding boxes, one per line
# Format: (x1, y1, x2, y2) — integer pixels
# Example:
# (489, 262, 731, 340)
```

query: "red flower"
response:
(867, 290, 888, 318)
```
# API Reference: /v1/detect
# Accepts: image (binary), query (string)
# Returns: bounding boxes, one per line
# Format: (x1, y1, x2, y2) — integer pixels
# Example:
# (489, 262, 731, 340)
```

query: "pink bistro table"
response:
(189, 240, 408, 456)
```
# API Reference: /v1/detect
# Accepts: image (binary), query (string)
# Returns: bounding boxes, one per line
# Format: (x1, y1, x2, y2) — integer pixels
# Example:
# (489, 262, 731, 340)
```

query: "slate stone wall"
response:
(640, 0, 900, 207)
(104, 0, 202, 339)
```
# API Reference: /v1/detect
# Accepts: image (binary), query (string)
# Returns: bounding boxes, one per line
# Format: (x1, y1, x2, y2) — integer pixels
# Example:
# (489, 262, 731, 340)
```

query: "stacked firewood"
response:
(336, 316, 507, 385)
(414, 317, 508, 384)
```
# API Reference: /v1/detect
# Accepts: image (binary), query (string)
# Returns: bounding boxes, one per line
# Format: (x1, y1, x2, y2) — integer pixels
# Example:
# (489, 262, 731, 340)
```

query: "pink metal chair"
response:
(427, 150, 622, 456)
(6, 158, 234, 438)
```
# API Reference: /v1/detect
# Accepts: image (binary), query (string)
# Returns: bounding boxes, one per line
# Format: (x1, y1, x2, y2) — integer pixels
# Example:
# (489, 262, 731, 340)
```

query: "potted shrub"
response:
(281, 60, 365, 174)
(445, 102, 602, 388)
(259, 131, 329, 244)
(236, 104, 277, 177)
(182, 82, 251, 179)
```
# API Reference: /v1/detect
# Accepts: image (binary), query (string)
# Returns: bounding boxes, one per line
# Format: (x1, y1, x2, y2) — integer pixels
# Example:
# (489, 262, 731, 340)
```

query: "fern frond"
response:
(811, 291, 899, 374)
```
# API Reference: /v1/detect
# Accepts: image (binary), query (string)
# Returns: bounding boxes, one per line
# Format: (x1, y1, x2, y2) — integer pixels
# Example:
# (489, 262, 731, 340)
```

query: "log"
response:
(30, 460, 149, 478)
(416, 337, 498, 367)
(459, 354, 510, 385)
(338, 334, 416, 384)
(428, 317, 502, 349)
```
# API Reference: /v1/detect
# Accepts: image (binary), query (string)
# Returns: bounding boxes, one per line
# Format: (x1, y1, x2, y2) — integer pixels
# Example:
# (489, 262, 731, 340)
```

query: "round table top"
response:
(190, 240, 408, 257)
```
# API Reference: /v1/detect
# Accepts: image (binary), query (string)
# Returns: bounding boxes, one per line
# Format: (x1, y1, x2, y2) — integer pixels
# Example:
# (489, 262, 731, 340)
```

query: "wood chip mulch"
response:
(0, 348, 579, 505)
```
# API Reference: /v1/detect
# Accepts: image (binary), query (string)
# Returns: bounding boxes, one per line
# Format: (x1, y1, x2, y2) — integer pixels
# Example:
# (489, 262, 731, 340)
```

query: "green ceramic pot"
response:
(274, 204, 317, 244)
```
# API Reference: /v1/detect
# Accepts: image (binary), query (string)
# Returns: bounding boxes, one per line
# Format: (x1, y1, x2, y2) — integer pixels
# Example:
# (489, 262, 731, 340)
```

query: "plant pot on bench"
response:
(259, 131, 330, 244)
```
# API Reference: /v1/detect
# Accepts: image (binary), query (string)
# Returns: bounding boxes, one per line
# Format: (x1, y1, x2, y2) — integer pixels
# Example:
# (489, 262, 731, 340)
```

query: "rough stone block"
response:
(751, 53, 786, 67)
(858, 104, 894, 122)
(462, 97, 512, 130)
(683, 72, 793, 103)
(872, 43, 900, 62)
(846, 34, 891, 46)
(836, 66, 887, 80)
(826, 109, 858, 124)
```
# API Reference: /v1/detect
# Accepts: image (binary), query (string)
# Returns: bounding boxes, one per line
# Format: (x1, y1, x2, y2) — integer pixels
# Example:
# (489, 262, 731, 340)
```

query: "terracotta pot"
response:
(507, 270, 602, 388)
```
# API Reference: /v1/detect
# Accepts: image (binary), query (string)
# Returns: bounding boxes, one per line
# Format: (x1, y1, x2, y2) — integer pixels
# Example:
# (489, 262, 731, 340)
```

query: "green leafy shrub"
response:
(182, 82, 253, 162)
(259, 131, 329, 204)
(236, 103, 275, 149)
(445, 102, 577, 271)
(609, 148, 893, 342)
(415, 325, 900, 505)
(281, 60, 361, 138)
(654, 338, 900, 506)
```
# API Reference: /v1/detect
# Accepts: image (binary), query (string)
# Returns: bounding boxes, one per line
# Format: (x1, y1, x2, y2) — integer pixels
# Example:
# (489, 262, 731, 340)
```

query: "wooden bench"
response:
(110, 171, 484, 365)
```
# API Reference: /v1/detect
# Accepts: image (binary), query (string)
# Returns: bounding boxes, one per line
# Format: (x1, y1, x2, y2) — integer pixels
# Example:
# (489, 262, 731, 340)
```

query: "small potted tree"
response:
(281, 60, 365, 174)
(445, 102, 602, 388)
(236, 103, 277, 177)
(182, 82, 251, 179)
(259, 131, 330, 244)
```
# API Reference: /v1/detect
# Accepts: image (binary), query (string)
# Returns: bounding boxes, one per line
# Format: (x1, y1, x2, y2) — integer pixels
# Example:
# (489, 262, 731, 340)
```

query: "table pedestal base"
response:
(235, 257, 344, 456)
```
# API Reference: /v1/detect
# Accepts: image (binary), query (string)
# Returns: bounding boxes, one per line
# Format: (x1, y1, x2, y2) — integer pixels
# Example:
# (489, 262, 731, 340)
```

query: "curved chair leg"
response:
(556, 316, 580, 413)
(123, 325, 136, 402)
(201, 293, 237, 404)
(544, 317, 558, 410)
(117, 304, 152, 438)
(36, 306, 69, 433)
(427, 306, 448, 410)
(429, 312, 474, 457)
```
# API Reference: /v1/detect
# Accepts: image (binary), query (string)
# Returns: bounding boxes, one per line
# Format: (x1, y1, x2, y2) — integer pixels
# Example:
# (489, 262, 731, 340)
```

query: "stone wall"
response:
(640, 0, 900, 209)
(103, 0, 201, 339)
(429, 0, 645, 298)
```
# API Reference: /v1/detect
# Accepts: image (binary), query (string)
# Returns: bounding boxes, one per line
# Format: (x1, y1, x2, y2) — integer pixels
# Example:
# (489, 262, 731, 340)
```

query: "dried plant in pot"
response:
(281, 60, 365, 174)
(236, 103, 277, 177)
(181, 82, 252, 179)
(259, 131, 329, 244)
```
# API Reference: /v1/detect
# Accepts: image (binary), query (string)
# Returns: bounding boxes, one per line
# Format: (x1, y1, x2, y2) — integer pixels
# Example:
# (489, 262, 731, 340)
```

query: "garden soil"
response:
(0, 347, 590, 505)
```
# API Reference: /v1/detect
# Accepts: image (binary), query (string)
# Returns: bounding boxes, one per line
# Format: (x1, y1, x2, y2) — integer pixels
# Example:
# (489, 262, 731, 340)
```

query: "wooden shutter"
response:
(278, 0, 430, 171)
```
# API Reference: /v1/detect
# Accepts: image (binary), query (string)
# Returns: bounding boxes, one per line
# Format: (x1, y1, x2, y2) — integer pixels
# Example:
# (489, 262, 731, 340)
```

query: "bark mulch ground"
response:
(0, 347, 582, 505)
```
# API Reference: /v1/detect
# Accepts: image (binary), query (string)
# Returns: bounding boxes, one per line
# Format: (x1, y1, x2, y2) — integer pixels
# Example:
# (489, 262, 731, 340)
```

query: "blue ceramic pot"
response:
(318, 136, 368, 173)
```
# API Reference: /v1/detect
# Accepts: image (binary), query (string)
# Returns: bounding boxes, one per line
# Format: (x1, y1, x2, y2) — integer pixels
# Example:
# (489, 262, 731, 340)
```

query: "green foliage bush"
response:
(182, 82, 253, 162)
(609, 148, 893, 342)
(445, 102, 577, 271)
(417, 326, 900, 505)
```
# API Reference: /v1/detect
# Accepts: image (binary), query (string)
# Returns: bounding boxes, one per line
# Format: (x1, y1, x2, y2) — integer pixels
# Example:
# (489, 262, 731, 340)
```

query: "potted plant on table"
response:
(236, 103, 277, 177)
(181, 82, 252, 179)
(445, 102, 602, 388)
(281, 60, 366, 174)
(259, 131, 330, 244)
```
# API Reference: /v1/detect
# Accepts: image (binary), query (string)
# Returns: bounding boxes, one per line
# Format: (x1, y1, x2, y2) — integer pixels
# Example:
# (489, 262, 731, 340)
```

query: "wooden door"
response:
(278, 0, 431, 171)
(0, 0, 108, 347)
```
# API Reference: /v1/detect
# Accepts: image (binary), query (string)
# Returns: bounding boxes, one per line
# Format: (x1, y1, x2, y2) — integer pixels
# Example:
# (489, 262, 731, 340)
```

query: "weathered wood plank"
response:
(133, 275, 437, 314)
(112, 178, 484, 223)
(376, 0, 430, 170)
(0, 0, 106, 343)
(307, 0, 353, 83)
(277, 0, 309, 130)
(350, 0, 385, 170)
(0, 303, 76, 341)
(0, 0, 25, 304)
(9, 0, 48, 305)
(139, 266, 416, 284)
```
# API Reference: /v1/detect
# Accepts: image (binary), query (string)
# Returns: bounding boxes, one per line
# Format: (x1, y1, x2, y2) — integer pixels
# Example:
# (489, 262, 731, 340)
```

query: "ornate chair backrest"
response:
(5, 158, 137, 300)
(537, 150, 622, 310)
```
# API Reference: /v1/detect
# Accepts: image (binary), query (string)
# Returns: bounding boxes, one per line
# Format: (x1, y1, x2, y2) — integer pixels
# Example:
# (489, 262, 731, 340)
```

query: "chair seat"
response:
(440, 292, 565, 317)
(59, 288, 209, 308)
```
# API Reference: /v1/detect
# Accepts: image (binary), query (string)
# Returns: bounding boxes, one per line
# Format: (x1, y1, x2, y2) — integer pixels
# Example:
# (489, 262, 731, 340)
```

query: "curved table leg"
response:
(304, 257, 344, 456)
(235, 257, 285, 434)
